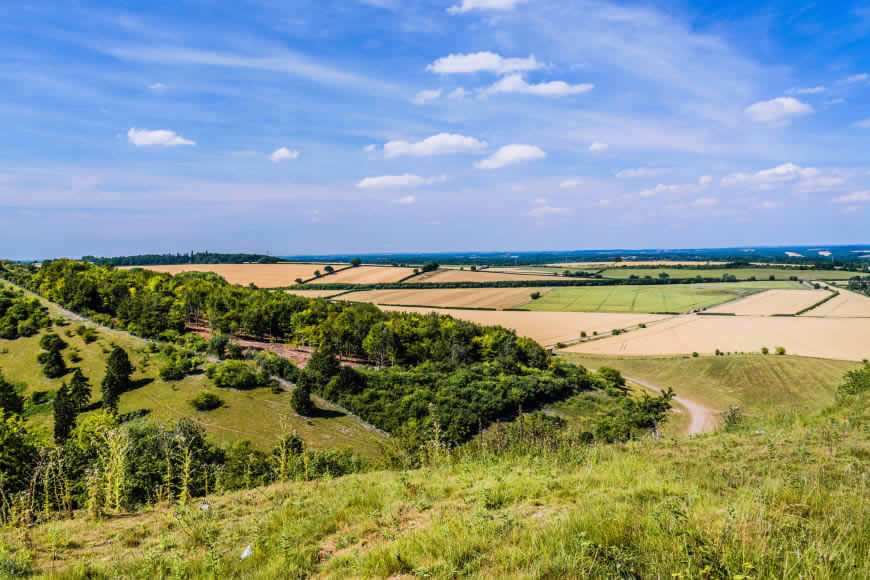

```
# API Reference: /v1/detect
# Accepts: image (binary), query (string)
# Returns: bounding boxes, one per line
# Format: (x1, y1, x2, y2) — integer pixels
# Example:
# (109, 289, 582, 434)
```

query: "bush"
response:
(190, 392, 223, 411)
(75, 325, 98, 343)
(692, 352, 699, 358)
(580, 331, 587, 338)
(529, 291, 541, 300)
(39, 333, 67, 352)
(775, 346, 786, 355)
(208, 360, 258, 390)
(761, 347, 769, 355)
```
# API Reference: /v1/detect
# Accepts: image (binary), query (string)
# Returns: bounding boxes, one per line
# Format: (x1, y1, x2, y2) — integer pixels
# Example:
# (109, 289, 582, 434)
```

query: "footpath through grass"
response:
(560, 353, 861, 414)
(9, 398, 869, 578)
(517, 281, 804, 313)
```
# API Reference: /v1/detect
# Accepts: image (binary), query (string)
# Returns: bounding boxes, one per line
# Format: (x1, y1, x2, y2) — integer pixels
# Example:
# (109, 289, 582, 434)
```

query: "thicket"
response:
(0, 283, 50, 339)
(848, 275, 870, 296)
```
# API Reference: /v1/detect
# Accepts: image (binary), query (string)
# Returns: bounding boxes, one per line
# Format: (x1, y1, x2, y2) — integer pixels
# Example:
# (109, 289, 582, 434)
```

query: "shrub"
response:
(580, 331, 587, 338)
(721, 405, 743, 431)
(68, 350, 83, 363)
(190, 392, 223, 411)
(529, 291, 541, 300)
(692, 352, 699, 358)
(208, 360, 258, 390)
(226, 342, 244, 360)
(39, 333, 68, 352)
(775, 346, 786, 355)
(75, 325, 98, 343)
(761, 347, 769, 355)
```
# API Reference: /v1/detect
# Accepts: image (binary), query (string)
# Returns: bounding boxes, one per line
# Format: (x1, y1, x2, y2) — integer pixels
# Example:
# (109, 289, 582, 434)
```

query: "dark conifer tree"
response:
(102, 346, 133, 412)
(53, 381, 76, 443)
(68, 368, 91, 412)
(0, 370, 24, 416)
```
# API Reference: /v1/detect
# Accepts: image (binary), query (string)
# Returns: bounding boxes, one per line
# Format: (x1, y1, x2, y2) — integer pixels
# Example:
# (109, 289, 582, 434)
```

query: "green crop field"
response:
(599, 267, 855, 281)
(517, 281, 804, 313)
(0, 287, 386, 457)
(559, 353, 860, 414)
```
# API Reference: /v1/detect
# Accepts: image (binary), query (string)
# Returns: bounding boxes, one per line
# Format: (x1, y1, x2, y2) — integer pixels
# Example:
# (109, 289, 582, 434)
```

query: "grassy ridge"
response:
(9, 399, 868, 578)
(516, 281, 803, 313)
(559, 353, 860, 414)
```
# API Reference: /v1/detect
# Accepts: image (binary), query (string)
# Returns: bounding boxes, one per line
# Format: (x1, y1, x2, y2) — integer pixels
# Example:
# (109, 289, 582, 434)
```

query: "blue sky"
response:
(1, 0, 868, 259)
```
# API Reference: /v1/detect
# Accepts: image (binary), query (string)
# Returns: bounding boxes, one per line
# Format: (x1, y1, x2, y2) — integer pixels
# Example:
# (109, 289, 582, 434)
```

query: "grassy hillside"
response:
(0, 287, 386, 457)
(516, 281, 803, 313)
(559, 353, 861, 414)
(8, 396, 868, 578)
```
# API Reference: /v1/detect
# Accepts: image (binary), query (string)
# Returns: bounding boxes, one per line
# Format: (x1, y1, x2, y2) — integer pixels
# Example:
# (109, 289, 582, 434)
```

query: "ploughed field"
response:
(562, 314, 870, 361)
(376, 305, 668, 346)
(121, 263, 345, 287)
(515, 282, 804, 313)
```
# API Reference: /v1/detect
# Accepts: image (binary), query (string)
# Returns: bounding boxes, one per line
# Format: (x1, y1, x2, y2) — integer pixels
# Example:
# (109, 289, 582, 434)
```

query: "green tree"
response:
(68, 368, 92, 411)
(39, 333, 68, 352)
(53, 381, 77, 443)
(324, 265, 335, 274)
(0, 411, 34, 491)
(307, 345, 340, 382)
(102, 346, 133, 412)
(38, 347, 67, 378)
(291, 373, 315, 416)
(350, 257, 361, 267)
(0, 371, 24, 416)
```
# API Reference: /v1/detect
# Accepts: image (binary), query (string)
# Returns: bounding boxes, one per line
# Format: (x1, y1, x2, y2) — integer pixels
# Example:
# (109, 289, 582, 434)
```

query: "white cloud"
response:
(393, 195, 416, 204)
(383, 133, 488, 158)
(363, 144, 377, 153)
(845, 73, 869, 83)
(269, 147, 300, 162)
(852, 119, 870, 129)
(761, 200, 780, 209)
(127, 128, 195, 147)
(639, 183, 684, 197)
(412, 89, 442, 104)
(699, 175, 713, 185)
(833, 191, 870, 203)
(721, 163, 842, 192)
(560, 179, 580, 188)
(448, 0, 527, 14)
(616, 167, 671, 178)
(791, 86, 825, 94)
(448, 87, 470, 100)
(529, 205, 568, 217)
(588, 142, 608, 153)
(745, 97, 813, 123)
(148, 82, 167, 90)
(427, 52, 541, 75)
(481, 74, 594, 97)
(694, 197, 718, 206)
(597, 199, 611, 206)
(476, 144, 546, 169)
(357, 174, 445, 189)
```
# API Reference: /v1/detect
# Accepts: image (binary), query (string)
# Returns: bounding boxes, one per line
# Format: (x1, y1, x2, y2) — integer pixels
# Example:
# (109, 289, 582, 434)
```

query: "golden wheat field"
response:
(124, 263, 344, 287)
(340, 287, 554, 309)
(409, 269, 562, 283)
(707, 289, 830, 315)
(563, 314, 870, 361)
(377, 305, 669, 346)
(319, 266, 418, 284)
(804, 287, 870, 317)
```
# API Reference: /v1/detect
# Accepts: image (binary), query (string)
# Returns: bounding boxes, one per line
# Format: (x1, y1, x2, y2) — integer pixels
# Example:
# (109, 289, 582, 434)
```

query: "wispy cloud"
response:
(448, 0, 527, 14)
(357, 174, 445, 188)
(481, 74, 593, 97)
(833, 191, 870, 203)
(127, 128, 195, 147)
(616, 167, 671, 178)
(427, 52, 541, 75)
(721, 163, 842, 192)
(383, 133, 488, 158)
(588, 142, 608, 153)
(745, 97, 813, 123)
(529, 204, 568, 217)
(412, 89, 442, 104)
(393, 195, 416, 204)
(269, 147, 299, 162)
(476, 144, 546, 169)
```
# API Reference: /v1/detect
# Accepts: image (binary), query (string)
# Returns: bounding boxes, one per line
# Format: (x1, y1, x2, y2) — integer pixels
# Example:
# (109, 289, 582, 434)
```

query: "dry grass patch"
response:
(564, 314, 870, 361)
(341, 288, 554, 309)
(322, 266, 417, 284)
(377, 306, 668, 346)
(123, 263, 344, 287)
(708, 289, 830, 315)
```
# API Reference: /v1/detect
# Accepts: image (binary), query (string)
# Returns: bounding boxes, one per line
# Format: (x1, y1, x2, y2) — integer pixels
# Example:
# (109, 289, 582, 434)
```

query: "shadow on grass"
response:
(119, 408, 152, 423)
(307, 405, 346, 420)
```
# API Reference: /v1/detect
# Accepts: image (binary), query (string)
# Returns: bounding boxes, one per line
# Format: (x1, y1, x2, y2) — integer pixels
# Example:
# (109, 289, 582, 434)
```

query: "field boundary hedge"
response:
(796, 290, 840, 316)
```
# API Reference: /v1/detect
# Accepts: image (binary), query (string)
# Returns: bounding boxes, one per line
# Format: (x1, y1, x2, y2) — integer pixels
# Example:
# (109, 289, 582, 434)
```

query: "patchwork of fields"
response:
(320, 265, 417, 284)
(515, 282, 804, 313)
(124, 263, 345, 287)
(410, 269, 562, 283)
(341, 287, 552, 309)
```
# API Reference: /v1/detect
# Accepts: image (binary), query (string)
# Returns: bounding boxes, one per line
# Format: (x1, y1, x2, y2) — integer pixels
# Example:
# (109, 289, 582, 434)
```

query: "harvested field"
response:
(340, 288, 554, 310)
(546, 260, 728, 268)
(804, 287, 870, 317)
(320, 266, 417, 284)
(563, 314, 870, 361)
(598, 267, 853, 281)
(285, 289, 347, 299)
(124, 263, 344, 287)
(377, 306, 669, 346)
(516, 282, 802, 314)
(409, 269, 564, 283)
(707, 289, 829, 315)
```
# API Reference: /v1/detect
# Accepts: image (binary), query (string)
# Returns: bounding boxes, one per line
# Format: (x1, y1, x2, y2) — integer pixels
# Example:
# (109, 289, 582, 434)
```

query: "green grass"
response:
(0, 286, 386, 457)
(559, 353, 861, 414)
(517, 281, 804, 313)
(599, 267, 854, 280)
(10, 396, 869, 578)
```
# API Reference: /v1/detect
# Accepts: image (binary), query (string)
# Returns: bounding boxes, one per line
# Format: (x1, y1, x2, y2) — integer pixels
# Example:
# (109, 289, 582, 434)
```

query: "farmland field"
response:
(560, 353, 860, 415)
(547, 260, 728, 268)
(377, 305, 668, 345)
(123, 263, 345, 287)
(409, 268, 563, 283)
(285, 289, 348, 299)
(804, 287, 870, 317)
(340, 287, 554, 309)
(515, 281, 804, 313)
(707, 289, 830, 315)
(318, 265, 417, 284)
(563, 314, 870, 361)
(598, 267, 854, 280)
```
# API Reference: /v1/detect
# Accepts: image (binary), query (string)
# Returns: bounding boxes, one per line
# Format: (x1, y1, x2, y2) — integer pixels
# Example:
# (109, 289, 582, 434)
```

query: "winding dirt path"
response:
(627, 376, 720, 434)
